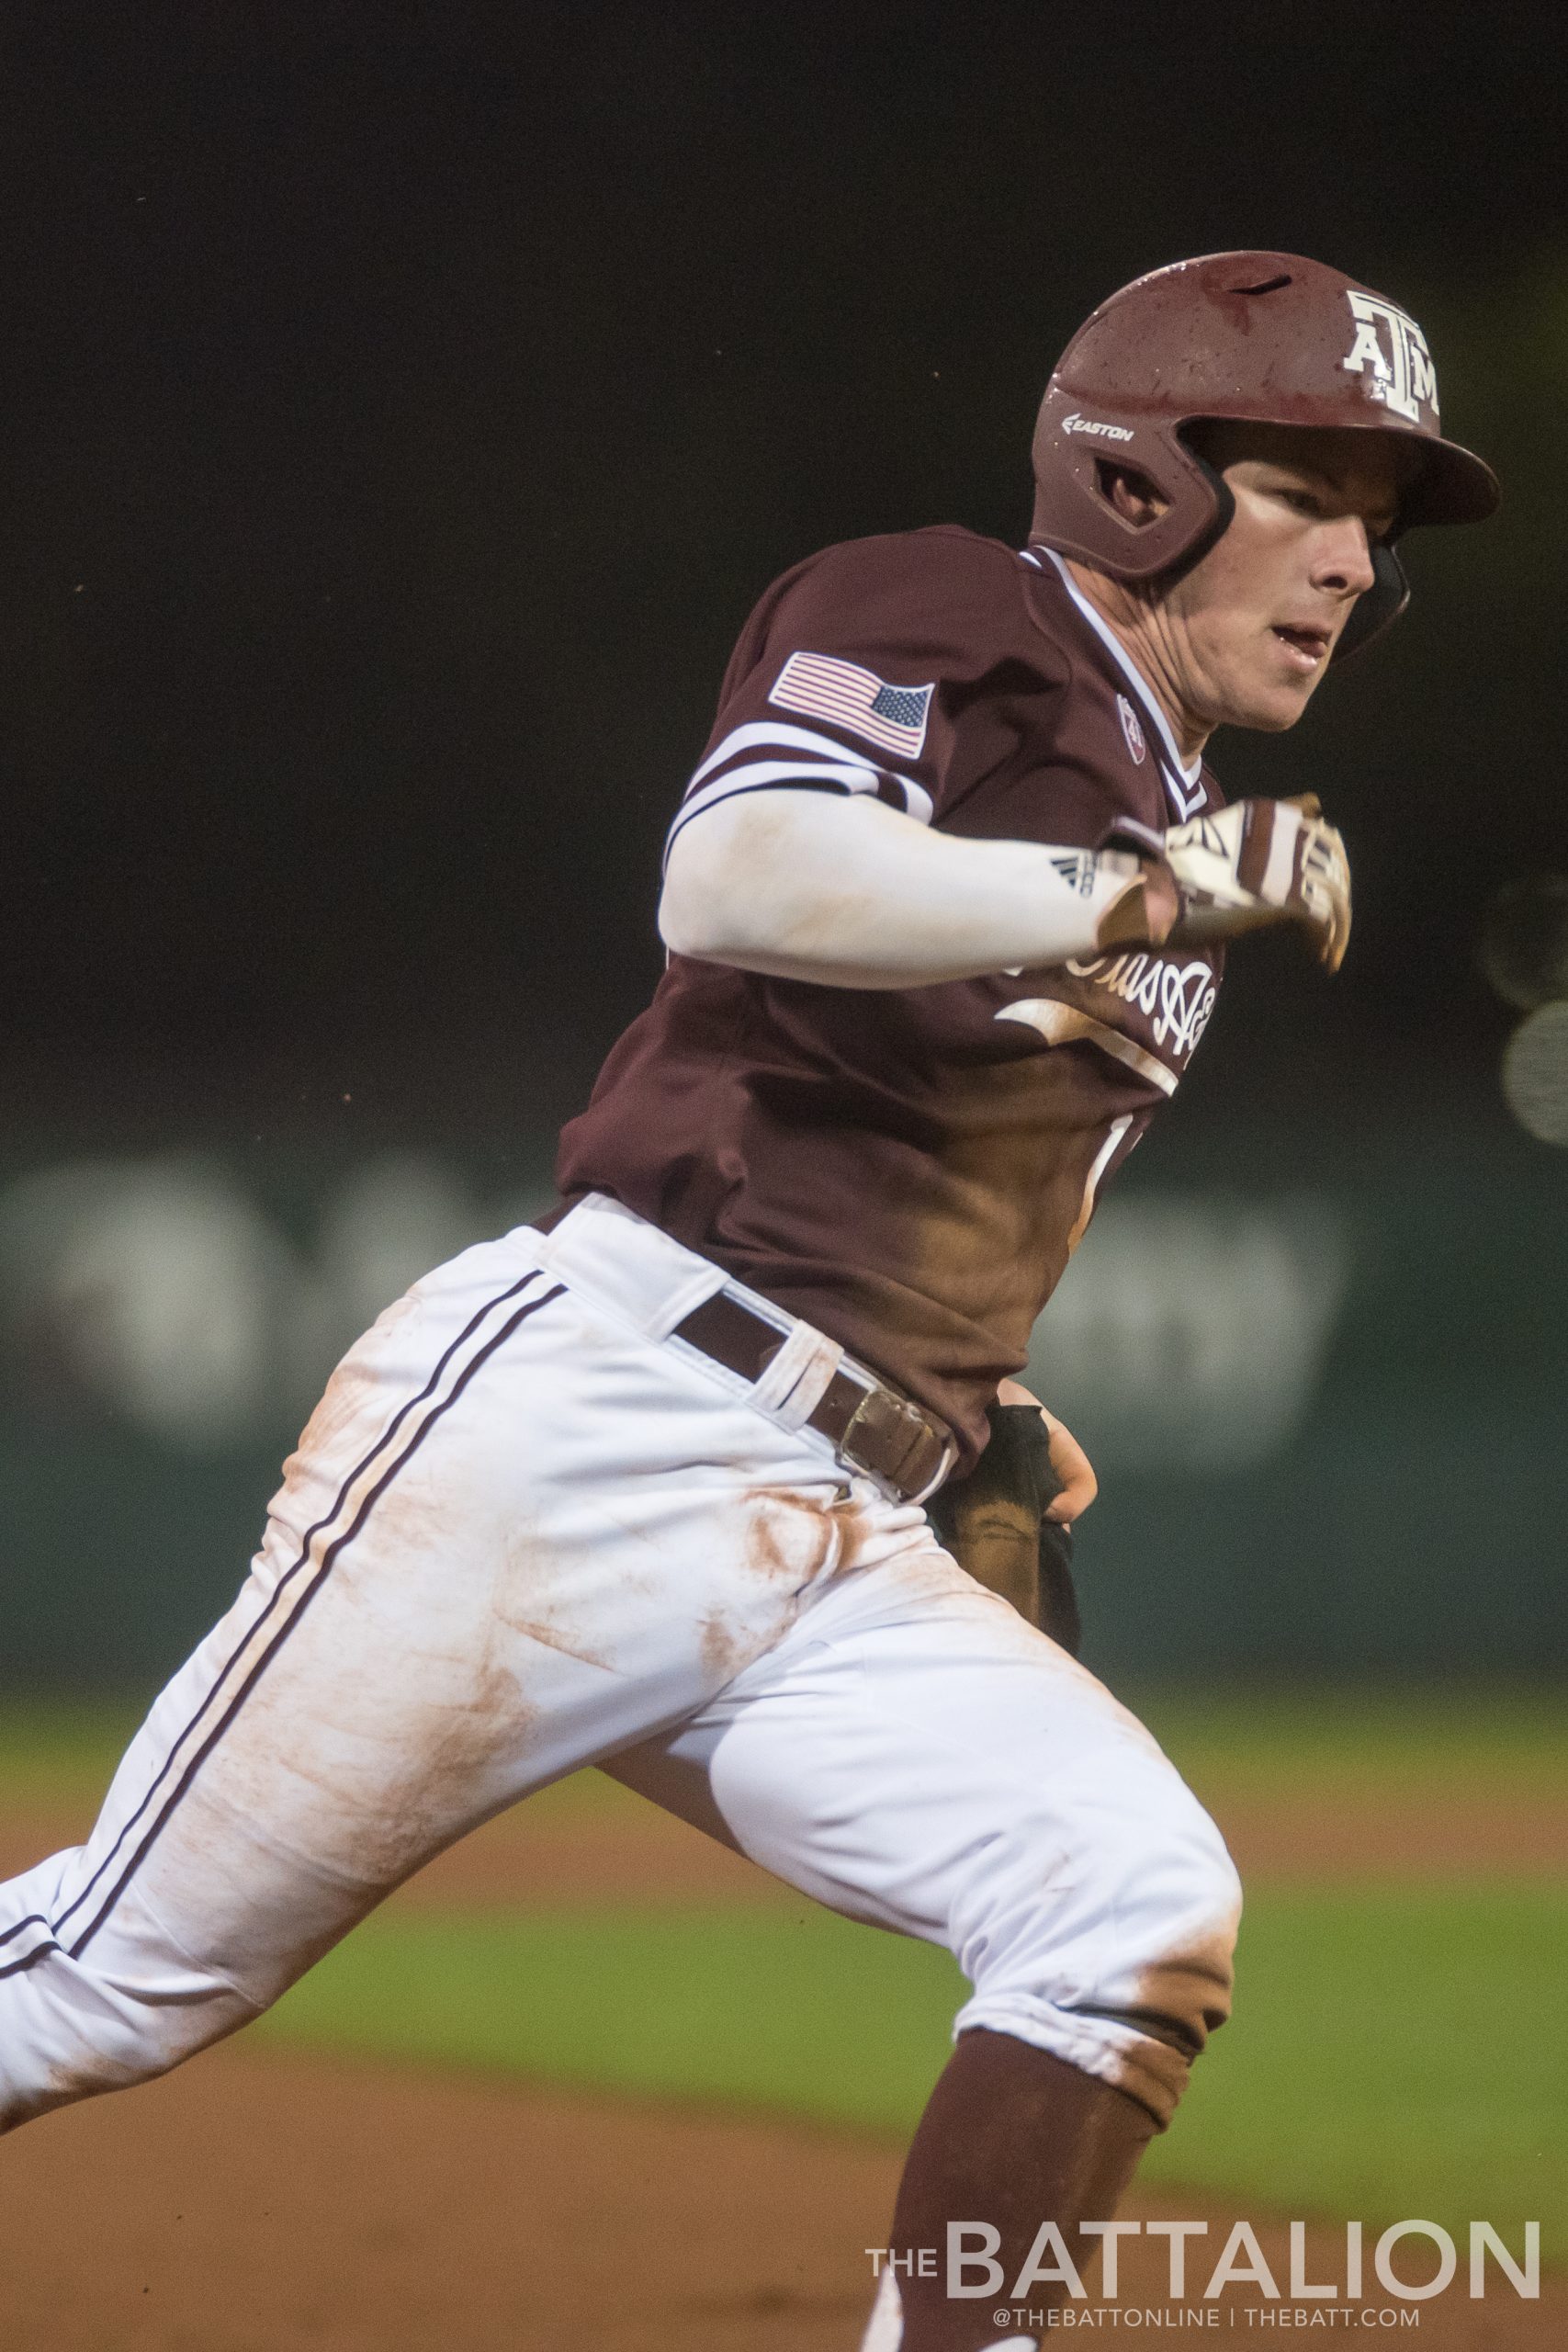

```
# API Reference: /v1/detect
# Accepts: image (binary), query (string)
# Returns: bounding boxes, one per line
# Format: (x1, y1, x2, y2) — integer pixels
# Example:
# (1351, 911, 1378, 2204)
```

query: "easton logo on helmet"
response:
(1340, 290, 1440, 424)
(1061, 412, 1134, 442)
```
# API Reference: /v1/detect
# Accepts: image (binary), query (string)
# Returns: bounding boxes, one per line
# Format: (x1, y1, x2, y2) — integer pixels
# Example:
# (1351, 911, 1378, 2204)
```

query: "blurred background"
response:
(3, 2, 1565, 1689)
(3, 17, 1565, 2328)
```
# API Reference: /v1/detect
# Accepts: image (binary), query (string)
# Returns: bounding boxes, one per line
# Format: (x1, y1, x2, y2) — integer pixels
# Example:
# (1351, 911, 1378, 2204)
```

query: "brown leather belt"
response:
(530, 1203, 954, 1503)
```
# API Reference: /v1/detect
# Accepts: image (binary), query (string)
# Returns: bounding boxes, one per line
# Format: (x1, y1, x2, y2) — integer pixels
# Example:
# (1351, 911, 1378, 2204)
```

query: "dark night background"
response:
(5, 1, 1566, 1146)
(1, 3, 1566, 1690)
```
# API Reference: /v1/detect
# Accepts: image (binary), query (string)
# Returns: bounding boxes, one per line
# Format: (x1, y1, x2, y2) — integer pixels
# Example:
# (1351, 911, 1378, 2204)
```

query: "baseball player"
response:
(0, 254, 1495, 2350)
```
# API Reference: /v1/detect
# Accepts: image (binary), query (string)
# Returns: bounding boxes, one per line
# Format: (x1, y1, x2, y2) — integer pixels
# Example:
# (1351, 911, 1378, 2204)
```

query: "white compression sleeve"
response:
(658, 788, 1155, 989)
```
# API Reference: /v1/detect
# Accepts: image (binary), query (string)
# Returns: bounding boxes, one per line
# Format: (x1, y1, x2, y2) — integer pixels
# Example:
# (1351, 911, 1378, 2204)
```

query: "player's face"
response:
(1162, 424, 1408, 734)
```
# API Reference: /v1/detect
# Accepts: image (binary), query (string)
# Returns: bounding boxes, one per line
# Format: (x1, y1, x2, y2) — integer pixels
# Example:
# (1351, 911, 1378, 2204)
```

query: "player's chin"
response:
(1221, 655, 1326, 733)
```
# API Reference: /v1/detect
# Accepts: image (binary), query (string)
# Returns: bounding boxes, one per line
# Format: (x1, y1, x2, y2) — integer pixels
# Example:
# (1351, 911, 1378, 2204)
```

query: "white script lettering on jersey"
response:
(1066, 950, 1219, 1062)
(1339, 290, 1439, 424)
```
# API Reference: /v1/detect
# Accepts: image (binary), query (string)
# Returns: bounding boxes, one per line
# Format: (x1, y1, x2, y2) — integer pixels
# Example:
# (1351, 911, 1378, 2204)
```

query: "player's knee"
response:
(1, 2029, 172, 2134)
(0, 1928, 260, 2134)
(953, 1774, 1241, 2129)
(1108, 1809, 1242, 2059)
(1080, 1803, 1238, 2060)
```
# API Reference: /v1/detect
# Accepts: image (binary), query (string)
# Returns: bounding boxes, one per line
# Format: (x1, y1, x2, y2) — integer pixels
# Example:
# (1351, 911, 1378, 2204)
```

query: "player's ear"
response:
(1095, 461, 1170, 529)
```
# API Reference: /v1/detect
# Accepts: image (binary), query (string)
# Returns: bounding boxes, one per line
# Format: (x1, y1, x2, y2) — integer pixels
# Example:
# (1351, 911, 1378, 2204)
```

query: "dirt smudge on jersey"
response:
(495, 1517, 627, 1677)
(690, 1484, 877, 1691)
(1098, 1919, 1241, 2127)
(172, 1476, 544, 1912)
(697, 1605, 753, 1687)
(283, 1357, 375, 1487)
(181, 1636, 536, 1914)
(498, 1614, 623, 1675)
(286, 1291, 420, 1476)
(324, 1460, 457, 1596)
(696, 1585, 798, 1691)
(745, 1486, 872, 1589)
(1134, 1917, 1239, 2053)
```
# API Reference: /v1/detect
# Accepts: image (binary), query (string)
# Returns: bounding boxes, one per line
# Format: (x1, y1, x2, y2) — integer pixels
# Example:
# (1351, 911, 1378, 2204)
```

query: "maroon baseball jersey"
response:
(557, 527, 1224, 1467)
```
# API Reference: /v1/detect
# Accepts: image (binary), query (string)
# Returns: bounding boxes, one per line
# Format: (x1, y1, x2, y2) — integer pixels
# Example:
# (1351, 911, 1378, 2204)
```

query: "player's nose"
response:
(1311, 514, 1379, 600)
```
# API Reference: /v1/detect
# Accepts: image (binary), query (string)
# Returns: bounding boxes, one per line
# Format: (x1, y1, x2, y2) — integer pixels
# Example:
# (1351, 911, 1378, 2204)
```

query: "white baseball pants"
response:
(0, 1193, 1239, 2138)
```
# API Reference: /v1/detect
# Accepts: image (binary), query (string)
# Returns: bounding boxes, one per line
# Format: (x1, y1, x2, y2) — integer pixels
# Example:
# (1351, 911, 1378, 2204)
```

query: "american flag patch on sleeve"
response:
(768, 650, 935, 759)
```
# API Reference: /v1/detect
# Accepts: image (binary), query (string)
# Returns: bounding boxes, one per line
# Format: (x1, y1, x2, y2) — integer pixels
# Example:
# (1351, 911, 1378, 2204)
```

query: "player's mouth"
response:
(1270, 621, 1332, 673)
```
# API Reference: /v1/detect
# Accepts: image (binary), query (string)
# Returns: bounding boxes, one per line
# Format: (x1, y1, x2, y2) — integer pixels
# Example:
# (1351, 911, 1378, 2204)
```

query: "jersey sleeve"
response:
(664, 531, 1012, 863)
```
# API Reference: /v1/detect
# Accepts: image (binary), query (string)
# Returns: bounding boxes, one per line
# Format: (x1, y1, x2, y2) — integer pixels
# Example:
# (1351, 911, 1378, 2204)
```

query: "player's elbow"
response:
(659, 789, 892, 972)
(658, 800, 773, 963)
(657, 892, 723, 962)
(657, 852, 734, 961)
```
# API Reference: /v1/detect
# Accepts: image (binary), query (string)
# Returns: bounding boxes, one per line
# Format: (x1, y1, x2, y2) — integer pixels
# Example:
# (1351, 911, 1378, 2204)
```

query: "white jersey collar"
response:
(1031, 545, 1205, 791)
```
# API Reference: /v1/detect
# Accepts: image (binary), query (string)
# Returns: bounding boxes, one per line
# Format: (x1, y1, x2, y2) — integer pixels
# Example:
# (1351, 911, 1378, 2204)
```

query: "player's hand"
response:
(1091, 849, 1180, 953)
(996, 1378, 1098, 1523)
(1161, 795, 1351, 971)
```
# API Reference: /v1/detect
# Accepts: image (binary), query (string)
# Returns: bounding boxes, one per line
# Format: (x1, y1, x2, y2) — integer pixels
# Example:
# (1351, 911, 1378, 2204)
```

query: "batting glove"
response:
(1161, 795, 1351, 971)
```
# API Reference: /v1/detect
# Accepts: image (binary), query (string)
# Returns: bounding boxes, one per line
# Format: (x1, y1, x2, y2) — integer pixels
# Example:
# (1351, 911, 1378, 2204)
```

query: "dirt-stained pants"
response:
(0, 1194, 1241, 2138)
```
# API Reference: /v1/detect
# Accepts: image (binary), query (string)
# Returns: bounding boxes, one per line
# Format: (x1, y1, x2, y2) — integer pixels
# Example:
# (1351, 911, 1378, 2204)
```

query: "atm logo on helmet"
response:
(1340, 290, 1440, 424)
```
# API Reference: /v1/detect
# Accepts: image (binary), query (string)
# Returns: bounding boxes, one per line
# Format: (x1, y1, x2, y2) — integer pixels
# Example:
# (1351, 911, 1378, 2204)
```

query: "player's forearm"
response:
(658, 792, 1164, 989)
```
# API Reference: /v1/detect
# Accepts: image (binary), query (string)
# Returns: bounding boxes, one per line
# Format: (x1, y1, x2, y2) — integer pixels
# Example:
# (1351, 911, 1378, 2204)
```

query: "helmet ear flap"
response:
(1028, 390, 1234, 581)
(1332, 538, 1409, 662)
(1159, 444, 1236, 583)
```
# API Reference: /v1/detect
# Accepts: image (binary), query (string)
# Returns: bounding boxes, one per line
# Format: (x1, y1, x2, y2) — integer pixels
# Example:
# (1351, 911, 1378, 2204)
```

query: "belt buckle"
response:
(910, 1432, 958, 1506)
(838, 1384, 953, 1504)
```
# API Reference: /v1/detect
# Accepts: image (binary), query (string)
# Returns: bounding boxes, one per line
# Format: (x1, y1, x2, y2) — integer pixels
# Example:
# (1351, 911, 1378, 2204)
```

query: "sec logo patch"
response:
(1117, 694, 1147, 765)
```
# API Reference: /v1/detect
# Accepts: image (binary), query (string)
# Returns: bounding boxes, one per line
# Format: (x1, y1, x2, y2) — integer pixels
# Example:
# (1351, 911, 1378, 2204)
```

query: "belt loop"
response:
(751, 1321, 845, 1428)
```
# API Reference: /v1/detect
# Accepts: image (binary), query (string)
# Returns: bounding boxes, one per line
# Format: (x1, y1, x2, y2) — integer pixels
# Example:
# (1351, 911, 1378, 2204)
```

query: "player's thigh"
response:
(48, 1238, 863, 2006)
(38, 1250, 566, 1998)
(612, 1546, 1238, 1969)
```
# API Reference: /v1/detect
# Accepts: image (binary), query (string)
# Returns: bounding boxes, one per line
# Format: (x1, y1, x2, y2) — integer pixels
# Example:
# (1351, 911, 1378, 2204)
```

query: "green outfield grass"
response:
(1134, 1681, 1568, 1807)
(0, 1698, 144, 1804)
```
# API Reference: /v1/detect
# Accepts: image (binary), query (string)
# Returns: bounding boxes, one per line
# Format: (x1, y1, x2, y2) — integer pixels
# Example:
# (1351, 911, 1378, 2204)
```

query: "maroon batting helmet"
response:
(1029, 251, 1499, 658)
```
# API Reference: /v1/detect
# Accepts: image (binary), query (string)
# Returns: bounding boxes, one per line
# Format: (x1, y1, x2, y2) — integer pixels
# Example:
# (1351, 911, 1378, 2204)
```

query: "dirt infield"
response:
(4, 2041, 1559, 2350)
